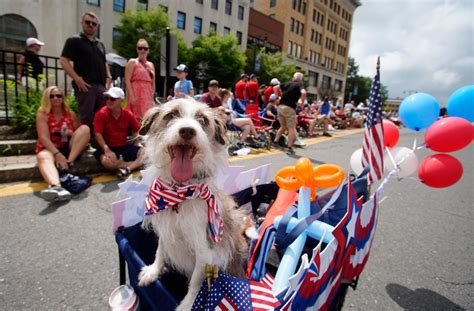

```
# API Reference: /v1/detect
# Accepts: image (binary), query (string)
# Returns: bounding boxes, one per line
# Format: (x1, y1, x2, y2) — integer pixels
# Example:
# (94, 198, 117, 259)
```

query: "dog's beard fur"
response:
(138, 98, 249, 310)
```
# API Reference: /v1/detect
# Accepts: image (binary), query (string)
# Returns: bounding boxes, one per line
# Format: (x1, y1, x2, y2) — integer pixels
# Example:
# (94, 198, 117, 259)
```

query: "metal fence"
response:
(0, 49, 125, 125)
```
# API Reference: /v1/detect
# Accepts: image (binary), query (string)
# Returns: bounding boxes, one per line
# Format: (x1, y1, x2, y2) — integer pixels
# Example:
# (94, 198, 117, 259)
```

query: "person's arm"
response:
(59, 56, 91, 92)
(17, 54, 25, 79)
(94, 132, 118, 163)
(36, 110, 69, 169)
(189, 80, 195, 97)
(300, 88, 307, 101)
(124, 59, 136, 106)
(70, 111, 80, 132)
(150, 62, 156, 99)
(105, 63, 112, 88)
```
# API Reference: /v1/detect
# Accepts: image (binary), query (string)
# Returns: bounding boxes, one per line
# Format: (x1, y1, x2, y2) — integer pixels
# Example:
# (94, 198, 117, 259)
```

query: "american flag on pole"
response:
(361, 57, 384, 184)
(250, 273, 280, 310)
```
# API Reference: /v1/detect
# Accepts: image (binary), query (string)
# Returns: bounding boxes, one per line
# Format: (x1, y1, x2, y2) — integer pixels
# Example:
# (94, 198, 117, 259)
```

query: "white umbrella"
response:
(106, 53, 127, 67)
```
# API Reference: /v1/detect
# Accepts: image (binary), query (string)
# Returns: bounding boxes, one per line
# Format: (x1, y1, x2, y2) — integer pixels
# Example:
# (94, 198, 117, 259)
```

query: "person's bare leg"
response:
(287, 127, 297, 148)
(37, 150, 60, 186)
(100, 154, 120, 172)
(239, 124, 251, 144)
(68, 125, 90, 163)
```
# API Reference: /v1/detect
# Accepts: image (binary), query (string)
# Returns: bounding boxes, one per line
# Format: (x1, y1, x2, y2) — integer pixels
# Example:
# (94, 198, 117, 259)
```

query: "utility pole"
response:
(165, 27, 171, 98)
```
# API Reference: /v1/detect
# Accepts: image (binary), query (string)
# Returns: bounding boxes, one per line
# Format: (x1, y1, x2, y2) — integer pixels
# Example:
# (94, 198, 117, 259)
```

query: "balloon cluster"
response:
(351, 85, 473, 188)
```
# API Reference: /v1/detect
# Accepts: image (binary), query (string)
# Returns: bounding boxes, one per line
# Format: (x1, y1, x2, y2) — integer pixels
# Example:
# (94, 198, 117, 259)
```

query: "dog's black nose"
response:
(179, 127, 196, 140)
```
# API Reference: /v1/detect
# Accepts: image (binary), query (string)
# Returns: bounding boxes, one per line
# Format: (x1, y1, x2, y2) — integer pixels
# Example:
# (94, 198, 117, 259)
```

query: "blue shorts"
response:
(94, 144, 140, 162)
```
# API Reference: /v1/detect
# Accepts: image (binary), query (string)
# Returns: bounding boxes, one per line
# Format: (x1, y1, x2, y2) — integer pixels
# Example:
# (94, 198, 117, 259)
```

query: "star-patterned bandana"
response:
(145, 178, 223, 243)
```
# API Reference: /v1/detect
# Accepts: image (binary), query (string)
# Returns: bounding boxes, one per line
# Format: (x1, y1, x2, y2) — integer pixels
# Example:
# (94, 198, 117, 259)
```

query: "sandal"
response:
(116, 167, 131, 180)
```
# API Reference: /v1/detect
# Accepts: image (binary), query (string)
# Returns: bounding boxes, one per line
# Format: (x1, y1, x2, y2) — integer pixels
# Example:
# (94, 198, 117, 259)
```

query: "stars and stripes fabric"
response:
(191, 271, 252, 311)
(145, 178, 224, 243)
(361, 63, 384, 184)
(250, 273, 280, 310)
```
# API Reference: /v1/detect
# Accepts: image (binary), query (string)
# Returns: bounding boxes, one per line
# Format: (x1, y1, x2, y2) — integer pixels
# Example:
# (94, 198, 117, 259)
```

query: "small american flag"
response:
(192, 271, 252, 311)
(361, 57, 384, 184)
(250, 273, 280, 310)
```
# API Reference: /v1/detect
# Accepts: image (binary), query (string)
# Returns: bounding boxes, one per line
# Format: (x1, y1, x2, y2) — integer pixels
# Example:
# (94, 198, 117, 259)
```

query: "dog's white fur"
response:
(138, 98, 248, 311)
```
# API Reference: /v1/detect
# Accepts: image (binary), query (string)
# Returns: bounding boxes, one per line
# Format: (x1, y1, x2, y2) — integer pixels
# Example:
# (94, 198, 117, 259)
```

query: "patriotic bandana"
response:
(145, 178, 224, 243)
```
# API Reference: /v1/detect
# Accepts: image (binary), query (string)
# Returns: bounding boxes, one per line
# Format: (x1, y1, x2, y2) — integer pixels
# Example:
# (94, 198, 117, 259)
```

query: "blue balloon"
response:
(447, 85, 474, 122)
(399, 93, 440, 131)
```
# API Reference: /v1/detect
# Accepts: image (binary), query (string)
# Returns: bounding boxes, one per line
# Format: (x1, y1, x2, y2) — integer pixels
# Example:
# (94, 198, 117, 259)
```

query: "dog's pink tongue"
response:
(171, 146, 194, 183)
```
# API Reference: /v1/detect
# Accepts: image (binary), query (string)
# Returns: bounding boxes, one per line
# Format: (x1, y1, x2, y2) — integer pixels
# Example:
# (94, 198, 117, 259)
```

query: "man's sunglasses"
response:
(105, 96, 117, 101)
(84, 20, 98, 27)
(137, 46, 149, 51)
(49, 94, 63, 99)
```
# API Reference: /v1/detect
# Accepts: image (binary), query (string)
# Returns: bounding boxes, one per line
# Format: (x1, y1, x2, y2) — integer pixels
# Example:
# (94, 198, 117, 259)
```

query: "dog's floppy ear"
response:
(139, 106, 160, 135)
(213, 113, 227, 145)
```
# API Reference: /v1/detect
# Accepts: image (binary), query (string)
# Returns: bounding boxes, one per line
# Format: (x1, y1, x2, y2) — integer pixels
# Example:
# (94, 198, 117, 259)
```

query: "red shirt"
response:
(263, 86, 282, 103)
(93, 106, 141, 147)
(199, 92, 223, 108)
(35, 111, 74, 153)
(246, 80, 259, 102)
(235, 80, 247, 100)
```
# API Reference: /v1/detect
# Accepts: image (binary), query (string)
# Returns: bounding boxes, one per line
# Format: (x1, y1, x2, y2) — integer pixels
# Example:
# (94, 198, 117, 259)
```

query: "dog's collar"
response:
(192, 171, 209, 180)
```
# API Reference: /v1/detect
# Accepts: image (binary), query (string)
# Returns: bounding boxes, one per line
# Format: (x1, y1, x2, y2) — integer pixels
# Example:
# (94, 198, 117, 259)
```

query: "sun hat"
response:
(104, 87, 125, 99)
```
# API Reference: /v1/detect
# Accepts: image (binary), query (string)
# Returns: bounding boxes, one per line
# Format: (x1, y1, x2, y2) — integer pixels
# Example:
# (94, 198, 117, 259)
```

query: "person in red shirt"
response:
(93, 87, 144, 178)
(246, 74, 260, 104)
(199, 80, 224, 112)
(263, 78, 282, 103)
(234, 73, 248, 101)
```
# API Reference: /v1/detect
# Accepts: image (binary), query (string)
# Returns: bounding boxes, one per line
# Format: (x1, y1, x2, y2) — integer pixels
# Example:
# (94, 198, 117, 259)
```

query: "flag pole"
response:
(377, 56, 380, 70)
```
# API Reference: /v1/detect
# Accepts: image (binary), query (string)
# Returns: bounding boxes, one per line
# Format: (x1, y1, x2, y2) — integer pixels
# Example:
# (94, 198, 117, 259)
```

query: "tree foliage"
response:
(257, 50, 304, 86)
(186, 33, 247, 89)
(113, 7, 171, 65)
(345, 57, 389, 104)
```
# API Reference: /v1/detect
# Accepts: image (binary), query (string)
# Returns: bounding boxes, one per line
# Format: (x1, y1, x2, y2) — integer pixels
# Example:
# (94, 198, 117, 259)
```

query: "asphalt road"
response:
(0, 129, 472, 310)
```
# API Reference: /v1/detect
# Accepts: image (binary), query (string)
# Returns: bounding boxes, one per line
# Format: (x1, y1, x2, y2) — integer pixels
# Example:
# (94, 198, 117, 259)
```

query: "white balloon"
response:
(384, 146, 419, 177)
(350, 148, 364, 175)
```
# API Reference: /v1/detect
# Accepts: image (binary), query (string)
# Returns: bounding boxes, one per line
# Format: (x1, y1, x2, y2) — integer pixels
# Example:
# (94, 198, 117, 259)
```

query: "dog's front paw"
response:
(138, 265, 161, 286)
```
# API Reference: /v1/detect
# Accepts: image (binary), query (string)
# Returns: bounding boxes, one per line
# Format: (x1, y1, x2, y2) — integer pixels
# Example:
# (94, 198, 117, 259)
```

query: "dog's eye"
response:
(196, 116, 209, 127)
(163, 112, 176, 121)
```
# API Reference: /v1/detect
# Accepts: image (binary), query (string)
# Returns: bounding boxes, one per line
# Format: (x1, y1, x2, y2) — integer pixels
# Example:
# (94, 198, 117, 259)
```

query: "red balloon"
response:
(418, 154, 463, 188)
(383, 120, 400, 148)
(425, 117, 473, 152)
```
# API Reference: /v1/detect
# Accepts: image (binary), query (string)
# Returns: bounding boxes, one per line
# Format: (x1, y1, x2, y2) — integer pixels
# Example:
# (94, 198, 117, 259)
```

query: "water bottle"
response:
(119, 154, 124, 162)
(61, 121, 68, 143)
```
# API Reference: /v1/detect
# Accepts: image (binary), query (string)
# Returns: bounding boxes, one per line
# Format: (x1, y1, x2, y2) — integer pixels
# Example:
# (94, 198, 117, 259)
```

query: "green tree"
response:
(113, 7, 170, 65)
(345, 57, 389, 104)
(187, 33, 247, 89)
(257, 50, 304, 86)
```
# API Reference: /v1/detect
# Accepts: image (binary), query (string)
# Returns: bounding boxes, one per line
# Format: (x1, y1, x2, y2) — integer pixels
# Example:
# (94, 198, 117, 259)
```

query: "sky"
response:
(349, 0, 473, 105)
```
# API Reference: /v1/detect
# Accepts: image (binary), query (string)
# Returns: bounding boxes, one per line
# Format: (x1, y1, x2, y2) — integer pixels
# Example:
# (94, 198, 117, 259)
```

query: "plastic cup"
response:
(108, 284, 139, 310)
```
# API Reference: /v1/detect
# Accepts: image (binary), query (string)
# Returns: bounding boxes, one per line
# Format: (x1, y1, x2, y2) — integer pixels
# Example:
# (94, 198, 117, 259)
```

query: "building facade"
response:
(251, 0, 360, 100)
(0, 0, 249, 57)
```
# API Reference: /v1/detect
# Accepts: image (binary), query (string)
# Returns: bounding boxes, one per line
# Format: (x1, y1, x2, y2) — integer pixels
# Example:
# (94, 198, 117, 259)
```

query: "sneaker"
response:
(41, 185, 71, 202)
(293, 139, 306, 147)
(286, 147, 296, 155)
(256, 135, 266, 142)
(271, 141, 281, 149)
(235, 142, 245, 149)
(117, 167, 131, 180)
(322, 132, 332, 137)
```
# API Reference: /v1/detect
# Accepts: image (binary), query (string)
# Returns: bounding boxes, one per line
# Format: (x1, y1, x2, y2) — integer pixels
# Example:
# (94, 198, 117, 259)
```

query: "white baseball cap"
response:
(174, 64, 189, 72)
(26, 37, 45, 46)
(104, 87, 125, 99)
(270, 78, 280, 86)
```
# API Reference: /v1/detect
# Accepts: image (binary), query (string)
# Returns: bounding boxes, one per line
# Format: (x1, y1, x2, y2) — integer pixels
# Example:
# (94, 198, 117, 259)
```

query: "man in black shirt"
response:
(17, 37, 45, 81)
(60, 11, 112, 128)
(272, 72, 306, 155)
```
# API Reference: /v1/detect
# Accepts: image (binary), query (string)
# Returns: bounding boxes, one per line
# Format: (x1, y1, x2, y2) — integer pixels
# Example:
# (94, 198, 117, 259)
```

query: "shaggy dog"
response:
(137, 98, 249, 310)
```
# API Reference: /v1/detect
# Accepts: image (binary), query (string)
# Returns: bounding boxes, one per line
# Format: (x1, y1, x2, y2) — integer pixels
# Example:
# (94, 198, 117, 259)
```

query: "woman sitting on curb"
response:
(36, 86, 90, 201)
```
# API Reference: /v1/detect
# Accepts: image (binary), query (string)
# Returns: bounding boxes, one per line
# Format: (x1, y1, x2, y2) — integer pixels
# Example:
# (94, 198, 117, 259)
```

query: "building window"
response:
(209, 22, 217, 32)
(113, 0, 125, 12)
(270, 0, 277, 7)
(0, 14, 37, 51)
(335, 79, 342, 91)
(87, 0, 100, 6)
(211, 0, 218, 10)
(322, 75, 331, 89)
(225, 0, 232, 15)
(224, 26, 230, 35)
(308, 71, 318, 87)
(236, 31, 242, 45)
(238, 5, 244, 20)
(137, 0, 148, 11)
(290, 18, 295, 32)
(196, 0, 203, 3)
(194, 17, 202, 34)
(300, 23, 304, 36)
(177, 11, 186, 29)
